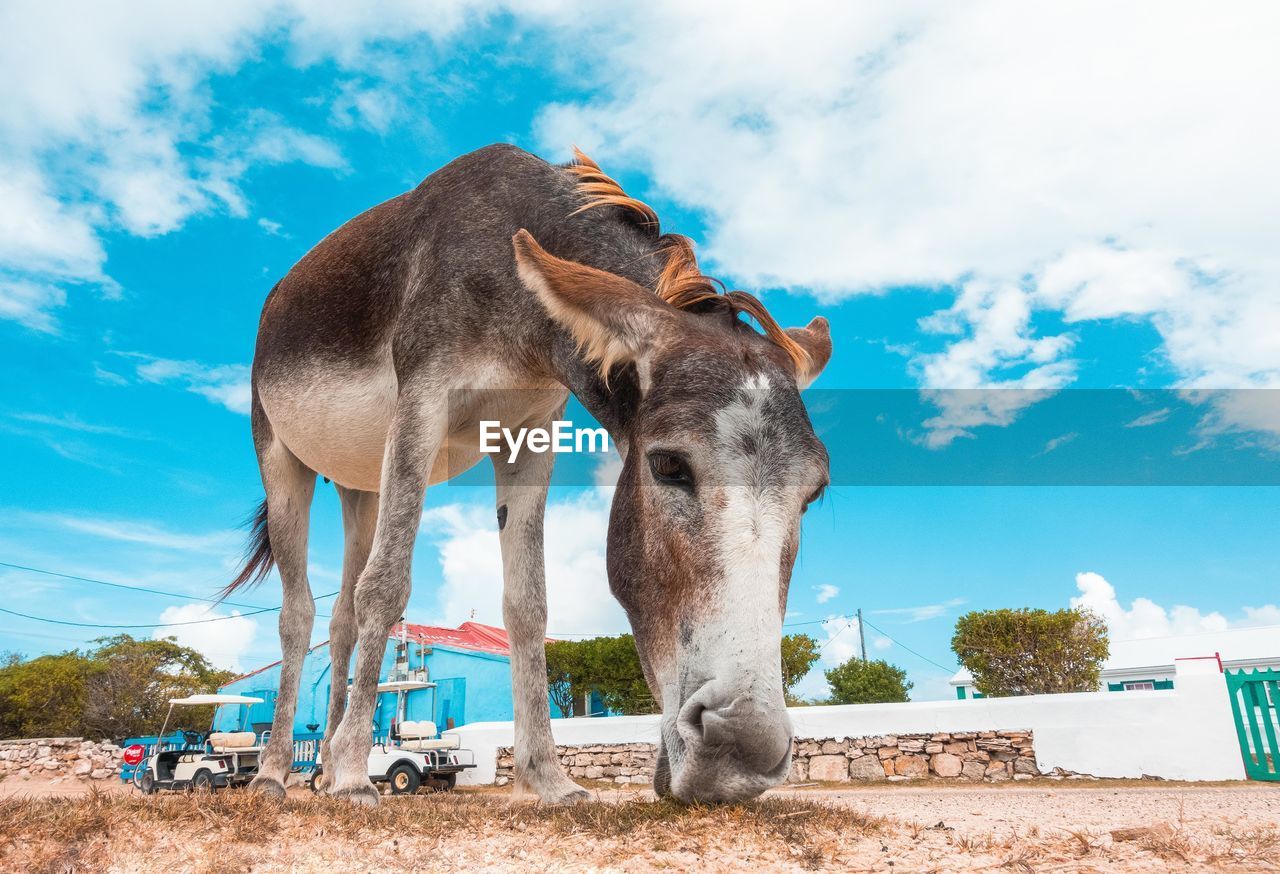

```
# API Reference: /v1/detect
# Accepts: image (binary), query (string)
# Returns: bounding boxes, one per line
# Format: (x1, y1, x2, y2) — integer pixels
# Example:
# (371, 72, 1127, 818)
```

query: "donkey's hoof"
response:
(248, 776, 286, 798)
(549, 786, 590, 806)
(527, 781, 589, 806)
(331, 783, 381, 806)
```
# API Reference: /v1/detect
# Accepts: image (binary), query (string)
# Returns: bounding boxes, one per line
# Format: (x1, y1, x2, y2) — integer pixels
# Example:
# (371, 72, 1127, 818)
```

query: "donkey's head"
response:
(514, 230, 832, 803)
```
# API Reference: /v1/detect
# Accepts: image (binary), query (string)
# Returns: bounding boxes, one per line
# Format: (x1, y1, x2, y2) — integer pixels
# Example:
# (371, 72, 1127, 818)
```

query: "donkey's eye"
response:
(802, 485, 826, 512)
(648, 451, 694, 490)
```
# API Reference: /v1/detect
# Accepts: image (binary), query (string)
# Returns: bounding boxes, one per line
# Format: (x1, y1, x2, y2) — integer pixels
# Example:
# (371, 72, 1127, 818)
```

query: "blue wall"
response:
(214, 639, 521, 735)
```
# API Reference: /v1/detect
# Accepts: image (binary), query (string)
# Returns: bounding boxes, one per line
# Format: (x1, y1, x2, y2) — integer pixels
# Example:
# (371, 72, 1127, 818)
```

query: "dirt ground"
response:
(0, 775, 1277, 872)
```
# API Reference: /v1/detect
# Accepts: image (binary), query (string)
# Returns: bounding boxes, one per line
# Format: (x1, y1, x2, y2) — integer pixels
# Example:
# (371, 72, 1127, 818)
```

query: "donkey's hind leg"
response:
(315, 485, 378, 791)
(248, 414, 317, 796)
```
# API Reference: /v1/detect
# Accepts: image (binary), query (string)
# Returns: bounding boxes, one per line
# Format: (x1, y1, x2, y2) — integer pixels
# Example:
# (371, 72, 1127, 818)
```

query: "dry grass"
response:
(0, 788, 882, 873)
(1, 787, 1277, 873)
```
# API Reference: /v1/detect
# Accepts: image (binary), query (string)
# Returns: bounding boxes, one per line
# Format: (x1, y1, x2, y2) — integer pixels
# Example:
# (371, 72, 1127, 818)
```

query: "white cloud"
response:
(815, 616, 862, 669)
(31, 513, 239, 554)
(1242, 605, 1280, 626)
(1126, 408, 1172, 429)
(870, 597, 965, 624)
(330, 80, 402, 134)
(154, 604, 259, 673)
(814, 584, 839, 604)
(12, 412, 141, 438)
(0, 170, 105, 283)
(0, 279, 67, 334)
(126, 355, 252, 414)
(592, 451, 624, 488)
(872, 636, 892, 651)
(1037, 432, 1078, 457)
(1071, 571, 1279, 640)
(5, 0, 1276, 453)
(423, 490, 628, 637)
(532, 1, 1280, 438)
(0, 0, 477, 331)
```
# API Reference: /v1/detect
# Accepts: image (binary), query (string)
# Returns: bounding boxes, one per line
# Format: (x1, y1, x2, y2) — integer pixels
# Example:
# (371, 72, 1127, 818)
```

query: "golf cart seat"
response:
(396, 720, 459, 751)
(208, 731, 258, 751)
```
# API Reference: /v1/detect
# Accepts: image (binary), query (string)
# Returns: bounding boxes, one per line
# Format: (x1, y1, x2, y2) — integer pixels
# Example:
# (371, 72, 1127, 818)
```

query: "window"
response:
(1122, 681, 1155, 691)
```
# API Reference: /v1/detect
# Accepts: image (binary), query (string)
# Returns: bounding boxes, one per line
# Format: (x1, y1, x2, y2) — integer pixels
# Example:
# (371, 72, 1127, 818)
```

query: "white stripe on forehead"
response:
(694, 372, 788, 690)
(713, 373, 774, 450)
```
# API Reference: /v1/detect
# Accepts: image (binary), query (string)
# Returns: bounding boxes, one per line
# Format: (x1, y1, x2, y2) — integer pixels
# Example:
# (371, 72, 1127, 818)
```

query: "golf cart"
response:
(130, 694, 265, 794)
(310, 679, 474, 795)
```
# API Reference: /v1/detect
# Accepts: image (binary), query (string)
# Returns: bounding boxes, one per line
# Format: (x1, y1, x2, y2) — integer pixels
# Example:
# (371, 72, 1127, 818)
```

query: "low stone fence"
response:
(0, 737, 124, 782)
(792, 730, 1041, 782)
(496, 743, 656, 786)
(494, 730, 1044, 786)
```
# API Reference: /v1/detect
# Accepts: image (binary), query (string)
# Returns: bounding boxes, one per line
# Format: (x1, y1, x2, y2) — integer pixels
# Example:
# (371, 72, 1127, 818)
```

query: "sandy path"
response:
(777, 781, 1280, 840)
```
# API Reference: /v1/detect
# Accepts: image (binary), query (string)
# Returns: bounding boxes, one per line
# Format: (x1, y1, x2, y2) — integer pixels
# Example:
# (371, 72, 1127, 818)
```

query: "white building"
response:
(950, 625, 1280, 699)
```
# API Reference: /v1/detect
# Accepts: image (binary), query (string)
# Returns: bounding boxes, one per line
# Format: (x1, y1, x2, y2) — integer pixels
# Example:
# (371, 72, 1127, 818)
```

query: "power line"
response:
(0, 589, 339, 630)
(817, 616, 859, 654)
(0, 603, 283, 629)
(0, 559, 337, 618)
(859, 616, 955, 675)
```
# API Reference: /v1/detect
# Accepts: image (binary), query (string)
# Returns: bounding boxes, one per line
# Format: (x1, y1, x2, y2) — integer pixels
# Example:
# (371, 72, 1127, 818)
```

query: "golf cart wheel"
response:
(137, 770, 156, 795)
(308, 767, 323, 794)
(191, 769, 216, 793)
(388, 763, 421, 795)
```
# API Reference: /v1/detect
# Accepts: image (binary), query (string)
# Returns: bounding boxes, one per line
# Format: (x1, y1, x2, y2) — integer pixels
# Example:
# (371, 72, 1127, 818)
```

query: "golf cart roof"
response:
(168, 694, 264, 706)
(376, 679, 436, 694)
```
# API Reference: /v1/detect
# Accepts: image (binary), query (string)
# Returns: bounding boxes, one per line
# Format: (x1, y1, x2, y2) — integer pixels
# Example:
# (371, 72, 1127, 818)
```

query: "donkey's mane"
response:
(565, 148, 809, 374)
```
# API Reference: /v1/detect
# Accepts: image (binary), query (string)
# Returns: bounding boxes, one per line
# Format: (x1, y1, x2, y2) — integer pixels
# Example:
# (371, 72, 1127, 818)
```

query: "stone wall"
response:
(494, 730, 1048, 786)
(791, 730, 1041, 782)
(0, 737, 125, 782)
(496, 743, 655, 786)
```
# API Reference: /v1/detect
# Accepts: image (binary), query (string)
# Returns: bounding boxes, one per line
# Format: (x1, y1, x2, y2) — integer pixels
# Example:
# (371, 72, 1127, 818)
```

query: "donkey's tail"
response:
(219, 498, 274, 600)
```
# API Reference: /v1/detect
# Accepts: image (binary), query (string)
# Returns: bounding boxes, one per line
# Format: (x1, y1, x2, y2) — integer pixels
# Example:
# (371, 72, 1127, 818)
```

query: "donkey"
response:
(226, 144, 832, 805)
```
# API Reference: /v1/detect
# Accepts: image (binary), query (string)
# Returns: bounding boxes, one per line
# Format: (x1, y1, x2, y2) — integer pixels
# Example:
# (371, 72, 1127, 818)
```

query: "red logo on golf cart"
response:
(123, 744, 145, 765)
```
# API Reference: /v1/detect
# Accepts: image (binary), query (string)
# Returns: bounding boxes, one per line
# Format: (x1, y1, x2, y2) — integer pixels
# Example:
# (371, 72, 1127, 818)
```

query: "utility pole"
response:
(857, 608, 867, 662)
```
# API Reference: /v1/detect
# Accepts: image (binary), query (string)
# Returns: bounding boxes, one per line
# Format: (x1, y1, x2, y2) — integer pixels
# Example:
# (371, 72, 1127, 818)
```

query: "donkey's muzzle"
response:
(672, 684, 792, 802)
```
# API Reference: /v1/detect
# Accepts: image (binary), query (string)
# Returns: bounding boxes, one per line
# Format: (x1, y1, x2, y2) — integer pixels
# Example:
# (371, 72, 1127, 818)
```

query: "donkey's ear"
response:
(785, 317, 832, 389)
(513, 229, 675, 388)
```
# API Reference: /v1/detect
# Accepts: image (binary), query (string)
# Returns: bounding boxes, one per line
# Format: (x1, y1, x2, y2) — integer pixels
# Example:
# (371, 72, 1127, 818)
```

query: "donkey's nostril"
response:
(682, 692, 792, 773)
(698, 707, 736, 746)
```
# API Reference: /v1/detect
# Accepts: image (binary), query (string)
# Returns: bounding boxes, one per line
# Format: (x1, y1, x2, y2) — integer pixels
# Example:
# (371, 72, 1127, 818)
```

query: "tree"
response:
(0, 634, 235, 741)
(950, 607, 1109, 697)
(780, 633, 821, 705)
(545, 640, 585, 718)
(824, 658, 912, 704)
(81, 635, 236, 739)
(0, 652, 89, 738)
(543, 635, 657, 716)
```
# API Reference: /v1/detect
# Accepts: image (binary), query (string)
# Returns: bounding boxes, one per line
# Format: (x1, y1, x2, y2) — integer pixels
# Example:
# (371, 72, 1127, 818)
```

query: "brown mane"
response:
(566, 148, 810, 375)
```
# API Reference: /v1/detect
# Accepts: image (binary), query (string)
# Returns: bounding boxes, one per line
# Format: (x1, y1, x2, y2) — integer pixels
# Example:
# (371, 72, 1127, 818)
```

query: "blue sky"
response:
(1, 3, 1277, 699)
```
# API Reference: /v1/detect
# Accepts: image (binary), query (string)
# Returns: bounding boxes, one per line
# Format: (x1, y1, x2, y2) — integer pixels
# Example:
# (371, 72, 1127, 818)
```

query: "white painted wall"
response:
(445, 659, 1247, 785)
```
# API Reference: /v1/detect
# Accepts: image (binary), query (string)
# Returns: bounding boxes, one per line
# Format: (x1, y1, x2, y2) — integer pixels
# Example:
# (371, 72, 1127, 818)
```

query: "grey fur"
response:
(238, 144, 832, 805)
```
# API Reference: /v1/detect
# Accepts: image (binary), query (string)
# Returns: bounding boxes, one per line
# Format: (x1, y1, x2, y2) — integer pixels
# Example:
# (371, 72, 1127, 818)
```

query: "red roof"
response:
(228, 620, 516, 683)
(397, 620, 513, 656)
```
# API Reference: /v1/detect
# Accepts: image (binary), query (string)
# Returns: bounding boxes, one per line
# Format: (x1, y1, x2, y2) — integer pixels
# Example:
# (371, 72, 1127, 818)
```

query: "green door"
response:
(1226, 668, 1280, 781)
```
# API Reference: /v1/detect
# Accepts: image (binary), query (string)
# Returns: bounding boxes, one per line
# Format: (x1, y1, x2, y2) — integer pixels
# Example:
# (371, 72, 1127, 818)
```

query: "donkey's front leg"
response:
(494, 444, 590, 805)
(327, 400, 439, 805)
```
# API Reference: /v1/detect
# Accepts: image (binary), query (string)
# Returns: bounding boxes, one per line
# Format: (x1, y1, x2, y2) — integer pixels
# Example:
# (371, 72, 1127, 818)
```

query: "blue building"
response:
(214, 621, 522, 736)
